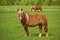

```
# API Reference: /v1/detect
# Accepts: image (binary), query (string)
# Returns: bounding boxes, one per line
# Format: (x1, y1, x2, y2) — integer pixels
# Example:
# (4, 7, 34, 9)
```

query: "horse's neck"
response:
(21, 13, 26, 25)
(21, 13, 29, 25)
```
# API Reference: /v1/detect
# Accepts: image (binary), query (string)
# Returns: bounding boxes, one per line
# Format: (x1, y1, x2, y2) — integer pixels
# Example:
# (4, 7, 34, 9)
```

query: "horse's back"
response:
(28, 14, 47, 26)
(29, 14, 46, 19)
(34, 6, 42, 10)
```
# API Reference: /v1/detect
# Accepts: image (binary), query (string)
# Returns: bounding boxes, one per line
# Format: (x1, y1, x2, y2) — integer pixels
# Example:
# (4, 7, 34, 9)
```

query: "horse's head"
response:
(31, 6, 35, 11)
(17, 9, 29, 25)
(17, 9, 25, 20)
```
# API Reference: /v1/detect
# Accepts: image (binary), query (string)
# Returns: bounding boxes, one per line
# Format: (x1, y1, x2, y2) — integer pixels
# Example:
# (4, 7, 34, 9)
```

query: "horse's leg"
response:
(44, 25, 48, 37)
(31, 8, 32, 11)
(24, 27, 29, 37)
(35, 9, 36, 11)
(39, 24, 42, 37)
(40, 9, 42, 12)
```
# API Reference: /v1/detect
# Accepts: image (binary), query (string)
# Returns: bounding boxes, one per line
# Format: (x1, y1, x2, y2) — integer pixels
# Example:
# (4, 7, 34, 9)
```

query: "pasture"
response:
(0, 6, 60, 40)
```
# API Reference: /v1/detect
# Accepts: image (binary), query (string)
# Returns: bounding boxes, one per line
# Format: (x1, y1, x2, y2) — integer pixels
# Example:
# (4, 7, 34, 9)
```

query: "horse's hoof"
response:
(25, 34, 27, 37)
(46, 33, 48, 37)
(46, 34, 48, 37)
(25, 34, 29, 37)
(39, 35, 41, 37)
(39, 33, 42, 37)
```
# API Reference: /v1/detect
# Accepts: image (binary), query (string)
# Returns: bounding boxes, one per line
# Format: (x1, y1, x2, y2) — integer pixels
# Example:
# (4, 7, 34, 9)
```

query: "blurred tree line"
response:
(0, 0, 60, 6)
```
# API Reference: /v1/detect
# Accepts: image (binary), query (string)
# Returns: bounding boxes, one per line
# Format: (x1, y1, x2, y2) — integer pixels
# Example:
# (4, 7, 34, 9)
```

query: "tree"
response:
(36, 0, 42, 5)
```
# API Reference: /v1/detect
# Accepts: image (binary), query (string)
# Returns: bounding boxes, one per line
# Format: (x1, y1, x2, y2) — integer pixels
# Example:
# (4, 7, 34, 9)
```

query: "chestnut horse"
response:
(17, 9, 48, 37)
(31, 5, 42, 11)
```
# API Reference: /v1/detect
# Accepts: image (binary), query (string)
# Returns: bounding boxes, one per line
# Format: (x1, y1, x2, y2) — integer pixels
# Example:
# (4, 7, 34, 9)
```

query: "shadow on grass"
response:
(31, 33, 52, 37)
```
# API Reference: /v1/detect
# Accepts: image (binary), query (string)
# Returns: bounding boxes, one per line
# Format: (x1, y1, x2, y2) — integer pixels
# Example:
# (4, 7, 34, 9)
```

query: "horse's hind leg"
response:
(44, 25, 48, 37)
(24, 27, 29, 37)
(39, 24, 42, 37)
(40, 9, 42, 12)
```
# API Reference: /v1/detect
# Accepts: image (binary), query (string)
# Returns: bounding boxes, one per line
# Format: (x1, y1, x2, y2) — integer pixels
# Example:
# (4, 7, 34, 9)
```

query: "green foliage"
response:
(36, 0, 42, 5)
(0, 0, 60, 6)
(0, 0, 43, 5)
(48, 0, 52, 6)
(0, 0, 14, 5)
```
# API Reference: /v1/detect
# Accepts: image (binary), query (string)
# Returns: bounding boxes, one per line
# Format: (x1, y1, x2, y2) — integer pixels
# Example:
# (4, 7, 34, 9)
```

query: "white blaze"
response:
(20, 17, 22, 20)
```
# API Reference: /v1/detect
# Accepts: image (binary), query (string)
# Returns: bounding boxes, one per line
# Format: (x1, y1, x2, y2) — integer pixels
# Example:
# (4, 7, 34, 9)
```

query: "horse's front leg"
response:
(40, 9, 42, 12)
(24, 26, 29, 37)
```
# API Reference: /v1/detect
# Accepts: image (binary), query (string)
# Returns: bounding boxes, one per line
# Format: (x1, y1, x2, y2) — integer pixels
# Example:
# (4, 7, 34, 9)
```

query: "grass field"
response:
(0, 6, 60, 40)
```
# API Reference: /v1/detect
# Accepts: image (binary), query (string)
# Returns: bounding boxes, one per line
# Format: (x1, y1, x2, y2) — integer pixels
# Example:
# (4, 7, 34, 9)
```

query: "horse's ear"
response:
(17, 9, 23, 11)
(17, 9, 20, 11)
(21, 9, 23, 11)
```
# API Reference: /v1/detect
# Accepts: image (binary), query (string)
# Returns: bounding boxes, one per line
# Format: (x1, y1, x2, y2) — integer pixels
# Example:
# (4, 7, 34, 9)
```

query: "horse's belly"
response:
(28, 19, 39, 26)
(29, 22, 37, 26)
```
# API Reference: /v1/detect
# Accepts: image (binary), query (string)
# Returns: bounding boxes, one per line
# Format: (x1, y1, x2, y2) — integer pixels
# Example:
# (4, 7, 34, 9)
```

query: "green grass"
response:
(0, 6, 60, 40)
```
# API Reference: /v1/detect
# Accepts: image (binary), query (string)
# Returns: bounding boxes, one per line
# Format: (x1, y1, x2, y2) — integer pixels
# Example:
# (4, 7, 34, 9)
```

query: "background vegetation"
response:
(0, 0, 60, 6)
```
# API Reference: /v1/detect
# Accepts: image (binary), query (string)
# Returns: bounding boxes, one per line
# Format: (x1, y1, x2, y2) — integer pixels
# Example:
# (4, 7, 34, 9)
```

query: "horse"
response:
(17, 9, 48, 37)
(31, 5, 42, 12)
